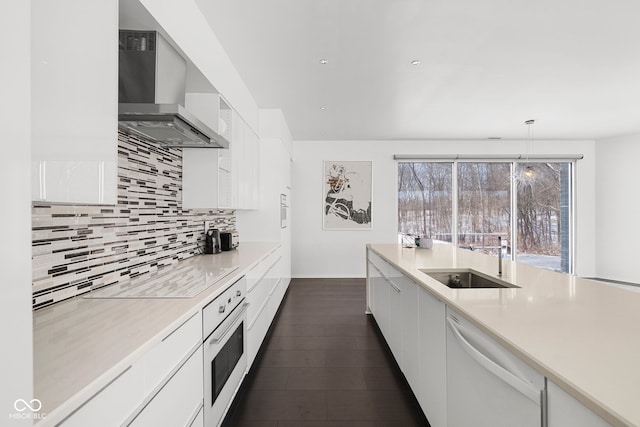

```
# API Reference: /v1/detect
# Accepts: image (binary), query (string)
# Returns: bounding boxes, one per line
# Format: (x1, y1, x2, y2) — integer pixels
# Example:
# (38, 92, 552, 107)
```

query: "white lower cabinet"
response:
(369, 251, 444, 422)
(59, 363, 145, 427)
(547, 380, 611, 426)
(268, 278, 283, 321)
(246, 248, 284, 368)
(365, 249, 617, 427)
(368, 254, 405, 366)
(368, 259, 388, 335)
(368, 254, 395, 349)
(385, 274, 403, 362)
(57, 248, 289, 427)
(390, 266, 419, 386)
(129, 347, 204, 427)
(59, 311, 203, 427)
(417, 285, 447, 427)
(142, 311, 203, 395)
(189, 406, 204, 427)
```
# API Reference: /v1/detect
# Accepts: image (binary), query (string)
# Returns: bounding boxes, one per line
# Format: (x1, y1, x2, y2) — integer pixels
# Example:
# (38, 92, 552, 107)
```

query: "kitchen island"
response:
(367, 242, 640, 427)
(33, 242, 282, 426)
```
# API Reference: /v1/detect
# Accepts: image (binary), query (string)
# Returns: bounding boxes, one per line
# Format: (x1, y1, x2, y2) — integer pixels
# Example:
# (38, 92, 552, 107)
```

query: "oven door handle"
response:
(209, 301, 250, 345)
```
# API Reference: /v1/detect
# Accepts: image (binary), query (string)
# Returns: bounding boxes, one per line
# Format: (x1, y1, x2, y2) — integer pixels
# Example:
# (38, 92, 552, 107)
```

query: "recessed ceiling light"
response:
(410, 60, 421, 66)
(319, 59, 328, 65)
(320, 107, 327, 110)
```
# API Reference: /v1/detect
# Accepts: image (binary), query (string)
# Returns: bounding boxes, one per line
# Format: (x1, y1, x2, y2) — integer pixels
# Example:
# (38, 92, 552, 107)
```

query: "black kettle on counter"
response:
(204, 228, 221, 254)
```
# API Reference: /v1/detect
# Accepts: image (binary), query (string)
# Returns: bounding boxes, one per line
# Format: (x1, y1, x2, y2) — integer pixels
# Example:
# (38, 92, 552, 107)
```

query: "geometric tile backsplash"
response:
(31, 131, 236, 309)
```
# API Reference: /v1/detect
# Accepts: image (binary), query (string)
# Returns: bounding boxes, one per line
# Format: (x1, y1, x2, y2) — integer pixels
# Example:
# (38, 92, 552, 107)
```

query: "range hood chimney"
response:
(118, 30, 229, 149)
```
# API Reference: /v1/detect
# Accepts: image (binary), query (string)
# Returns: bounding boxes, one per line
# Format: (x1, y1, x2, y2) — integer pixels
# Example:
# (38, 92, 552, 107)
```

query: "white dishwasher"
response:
(446, 309, 547, 427)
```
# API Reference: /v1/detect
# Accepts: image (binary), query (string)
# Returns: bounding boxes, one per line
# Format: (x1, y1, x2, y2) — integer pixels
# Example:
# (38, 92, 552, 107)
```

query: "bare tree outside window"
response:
(397, 161, 572, 273)
(515, 162, 571, 272)
(398, 162, 452, 242)
(457, 162, 510, 256)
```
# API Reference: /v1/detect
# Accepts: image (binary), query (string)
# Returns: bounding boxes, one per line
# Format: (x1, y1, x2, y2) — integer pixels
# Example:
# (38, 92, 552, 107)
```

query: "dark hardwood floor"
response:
(222, 278, 430, 427)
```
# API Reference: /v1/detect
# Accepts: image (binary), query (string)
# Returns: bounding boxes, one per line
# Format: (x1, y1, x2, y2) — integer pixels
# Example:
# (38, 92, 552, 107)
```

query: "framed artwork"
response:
(323, 160, 372, 230)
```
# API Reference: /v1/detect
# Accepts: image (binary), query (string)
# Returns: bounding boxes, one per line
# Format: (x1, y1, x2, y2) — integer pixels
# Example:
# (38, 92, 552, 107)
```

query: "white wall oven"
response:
(203, 277, 249, 426)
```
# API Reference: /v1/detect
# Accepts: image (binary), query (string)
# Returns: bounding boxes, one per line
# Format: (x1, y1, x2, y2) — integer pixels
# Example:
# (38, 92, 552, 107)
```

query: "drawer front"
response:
(368, 251, 389, 276)
(129, 346, 204, 427)
(189, 405, 204, 427)
(268, 278, 282, 322)
(60, 363, 144, 427)
(246, 248, 282, 292)
(203, 277, 246, 339)
(246, 276, 269, 328)
(247, 299, 270, 368)
(143, 310, 202, 395)
(246, 257, 269, 292)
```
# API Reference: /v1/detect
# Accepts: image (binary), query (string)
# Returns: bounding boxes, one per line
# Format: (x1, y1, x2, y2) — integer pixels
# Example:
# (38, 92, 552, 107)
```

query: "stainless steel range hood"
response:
(118, 30, 229, 148)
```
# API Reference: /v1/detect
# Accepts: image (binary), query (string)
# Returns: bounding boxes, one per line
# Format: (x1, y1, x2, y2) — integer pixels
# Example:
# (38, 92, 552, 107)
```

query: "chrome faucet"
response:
(498, 236, 503, 276)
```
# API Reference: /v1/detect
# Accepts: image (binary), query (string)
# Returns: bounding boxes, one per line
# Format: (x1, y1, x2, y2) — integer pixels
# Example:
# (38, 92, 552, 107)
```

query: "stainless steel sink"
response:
(419, 268, 519, 289)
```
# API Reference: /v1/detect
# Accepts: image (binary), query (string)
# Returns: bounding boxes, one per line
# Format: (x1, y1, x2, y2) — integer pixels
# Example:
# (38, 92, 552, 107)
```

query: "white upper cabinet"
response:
(31, 0, 118, 205)
(182, 100, 260, 210)
(233, 111, 260, 210)
(182, 94, 234, 209)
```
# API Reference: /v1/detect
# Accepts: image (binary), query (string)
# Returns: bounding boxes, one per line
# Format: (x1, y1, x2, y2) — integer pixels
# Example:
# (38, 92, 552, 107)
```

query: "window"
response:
(398, 160, 573, 273)
(398, 162, 452, 242)
(515, 162, 572, 272)
(457, 162, 510, 256)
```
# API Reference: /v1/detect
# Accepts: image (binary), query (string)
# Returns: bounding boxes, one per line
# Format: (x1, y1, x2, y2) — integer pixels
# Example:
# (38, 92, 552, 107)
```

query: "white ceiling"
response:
(196, 0, 640, 141)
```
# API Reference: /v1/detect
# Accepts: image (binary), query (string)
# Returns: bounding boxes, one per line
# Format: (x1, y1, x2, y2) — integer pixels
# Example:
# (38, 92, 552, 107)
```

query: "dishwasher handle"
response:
(447, 317, 542, 404)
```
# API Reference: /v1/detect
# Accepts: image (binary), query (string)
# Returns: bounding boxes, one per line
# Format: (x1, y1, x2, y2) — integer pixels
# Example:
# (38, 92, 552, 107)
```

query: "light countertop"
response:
(33, 242, 280, 426)
(368, 242, 640, 427)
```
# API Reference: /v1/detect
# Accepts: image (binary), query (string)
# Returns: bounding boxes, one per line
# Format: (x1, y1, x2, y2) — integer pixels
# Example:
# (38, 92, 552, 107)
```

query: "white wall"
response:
(2, 1, 33, 424)
(292, 139, 596, 278)
(595, 133, 640, 283)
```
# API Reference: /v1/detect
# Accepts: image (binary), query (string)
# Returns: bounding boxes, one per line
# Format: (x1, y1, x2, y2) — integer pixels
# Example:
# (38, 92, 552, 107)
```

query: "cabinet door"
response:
(366, 260, 377, 315)
(246, 127, 260, 209)
(385, 262, 420, 393)
(218, 150, 233, 209)
(247, 285, 270, 368)
(129, 347, 203, 427)
(142, 311, 202, 395)
(32, 0, 118, 204)
(246, 251, 282, 368)
(367, 251, 387, 318)
(231, 110, 244, 209)
(233, 113, 260, 210)
(397, 274, 419, 391)
(189, 405, 204, 427)
(368, 260, 389, 338)
(385, 272, 403, 364)
(547, 380, 611, 427)
(417, 286, 447, 427)
(182, 148, 220, 209)
(60, 363, 144, 427)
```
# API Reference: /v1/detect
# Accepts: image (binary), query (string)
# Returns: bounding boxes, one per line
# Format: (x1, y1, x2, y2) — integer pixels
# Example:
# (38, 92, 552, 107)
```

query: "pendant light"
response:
(523, 119, 536, 180)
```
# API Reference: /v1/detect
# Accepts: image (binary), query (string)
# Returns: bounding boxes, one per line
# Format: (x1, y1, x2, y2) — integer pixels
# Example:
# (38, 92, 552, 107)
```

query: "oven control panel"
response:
(202, 276, 247, 339)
